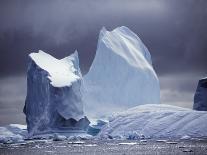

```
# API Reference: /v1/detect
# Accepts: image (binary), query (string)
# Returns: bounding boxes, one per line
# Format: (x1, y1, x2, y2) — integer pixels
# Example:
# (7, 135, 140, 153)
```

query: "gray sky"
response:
(0, 0, 207, 125)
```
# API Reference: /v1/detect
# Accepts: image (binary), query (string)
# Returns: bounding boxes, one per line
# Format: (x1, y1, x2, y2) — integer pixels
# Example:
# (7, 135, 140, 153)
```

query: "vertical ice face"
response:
(83, 26, 160, 118)
(24, 51, 89, 135)
(194, 77, 207, 111)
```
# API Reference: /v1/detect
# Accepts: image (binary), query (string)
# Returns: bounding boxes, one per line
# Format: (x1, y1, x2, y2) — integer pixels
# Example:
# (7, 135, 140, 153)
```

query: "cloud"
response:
(0, 0, 206, 75)
(159, 73, 206, 108)
(0, 76, 26, 125)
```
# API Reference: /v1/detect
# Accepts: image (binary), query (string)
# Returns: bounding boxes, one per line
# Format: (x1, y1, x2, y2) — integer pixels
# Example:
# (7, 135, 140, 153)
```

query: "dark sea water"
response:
(0, 139, 207, 155)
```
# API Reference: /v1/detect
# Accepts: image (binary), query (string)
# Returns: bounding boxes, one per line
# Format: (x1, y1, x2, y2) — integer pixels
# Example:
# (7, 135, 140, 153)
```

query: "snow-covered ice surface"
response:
(0, 124, 27, 143)
(29, 50, 80, 87)
(83, 26, 160, 119)
(24, 51, 89, 135)
(98, 104, 207, 139)
(194, 77, 207, 111)
(3, 104, 207, 143)
(0, 124, 93, 144)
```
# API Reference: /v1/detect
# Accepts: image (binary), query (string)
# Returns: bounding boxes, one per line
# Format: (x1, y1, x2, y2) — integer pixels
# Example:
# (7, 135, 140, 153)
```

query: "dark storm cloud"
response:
(0, 0, 207, 125)
(0, 0, 206, 75)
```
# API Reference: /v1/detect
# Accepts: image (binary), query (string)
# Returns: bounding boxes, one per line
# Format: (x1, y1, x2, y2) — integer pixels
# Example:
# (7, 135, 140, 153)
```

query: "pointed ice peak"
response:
(113, 26, 132, 33)
(66, 50, 79, 64)
(69, 50, 78, 58)
(100, 26, 107, 34)
(74, 50, 78, 57)
(112, 26, 145, 44)
(29, 50, 80, 87)
(37, 50, 47, 55)
(98, 27, 107, 41)
(97, 26, 152, 68)
(62, 50, 78, 62)
(63, 50, 82, 77)
(98, 26, 132, 42)
(100, 26, 139, 40)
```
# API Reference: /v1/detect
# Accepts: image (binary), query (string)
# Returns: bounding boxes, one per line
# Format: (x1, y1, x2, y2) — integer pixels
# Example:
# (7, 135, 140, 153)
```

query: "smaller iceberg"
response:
(24, 50, 90, 136)
(194, 77, 207, 111)
(98, 104, 207, 139)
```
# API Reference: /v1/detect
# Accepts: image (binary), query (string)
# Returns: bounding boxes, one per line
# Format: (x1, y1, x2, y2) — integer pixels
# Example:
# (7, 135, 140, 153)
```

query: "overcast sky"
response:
(0, 0, 207, 125)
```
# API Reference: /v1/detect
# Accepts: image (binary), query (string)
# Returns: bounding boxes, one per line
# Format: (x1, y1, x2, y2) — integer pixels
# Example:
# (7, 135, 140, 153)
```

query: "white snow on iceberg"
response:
(30, 50, 80, 87)
(83, 26, 160, 118)
(98, 104, 207, 139)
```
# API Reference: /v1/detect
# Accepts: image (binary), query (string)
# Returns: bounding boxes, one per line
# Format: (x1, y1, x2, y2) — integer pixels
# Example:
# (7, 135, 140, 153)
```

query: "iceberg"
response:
(193, 77, 207, 111)
(24, 50, 89, 136)
(83, 26, 160, 118)
(98, 104, 207, 139)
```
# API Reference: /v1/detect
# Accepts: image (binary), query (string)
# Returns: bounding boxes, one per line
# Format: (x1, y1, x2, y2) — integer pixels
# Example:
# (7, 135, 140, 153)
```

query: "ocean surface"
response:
(0, 139, 207, 155)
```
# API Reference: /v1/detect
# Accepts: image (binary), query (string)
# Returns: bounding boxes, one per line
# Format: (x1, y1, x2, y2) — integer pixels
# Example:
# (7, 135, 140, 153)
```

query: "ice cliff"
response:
(24, 50, 89, 136)
(83, 26, 160, 118)
(194, 77, 207, 111)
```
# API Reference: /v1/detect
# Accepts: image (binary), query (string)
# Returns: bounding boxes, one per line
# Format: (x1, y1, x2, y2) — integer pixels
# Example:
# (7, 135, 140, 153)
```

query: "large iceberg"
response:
(99, 104, 207, 139)
(83, 26, 160, 118)
(193, 77, 207, 111)
(24, 50, 89, 136)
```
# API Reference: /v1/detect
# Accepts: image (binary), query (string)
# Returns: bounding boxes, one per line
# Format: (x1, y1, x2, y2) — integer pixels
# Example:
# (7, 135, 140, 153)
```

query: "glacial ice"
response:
(194, 77, 207, 111)
(98, 104, 207, 139)
(83, 26, 160, 118)
(0, 124, 27, 143)
(24, 51, 89, 136)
